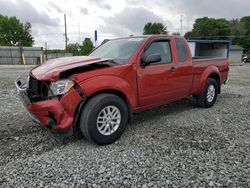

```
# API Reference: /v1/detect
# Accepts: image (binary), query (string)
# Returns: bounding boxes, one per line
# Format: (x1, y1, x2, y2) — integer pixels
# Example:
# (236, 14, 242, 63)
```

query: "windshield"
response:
(89, 37, 145, 64)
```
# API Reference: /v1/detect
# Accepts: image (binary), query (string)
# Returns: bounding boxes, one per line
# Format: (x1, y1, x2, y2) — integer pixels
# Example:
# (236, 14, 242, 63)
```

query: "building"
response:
(229, 45, 243, 64)
(188, 40, 231, 59)
(188, 40, 244, 65)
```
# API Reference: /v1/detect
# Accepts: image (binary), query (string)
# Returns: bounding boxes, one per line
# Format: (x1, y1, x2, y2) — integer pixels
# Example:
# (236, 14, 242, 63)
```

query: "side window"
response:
(175, 38, 188, 62)
(144, 41, 172, 64)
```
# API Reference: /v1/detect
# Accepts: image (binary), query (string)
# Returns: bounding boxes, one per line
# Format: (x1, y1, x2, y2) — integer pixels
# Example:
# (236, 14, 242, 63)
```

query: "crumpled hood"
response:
(30, 56, 111, 81)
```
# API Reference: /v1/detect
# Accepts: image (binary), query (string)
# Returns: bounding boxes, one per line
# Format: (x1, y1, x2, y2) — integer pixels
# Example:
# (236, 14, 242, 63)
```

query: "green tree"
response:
(184, 31, 193, 39)
(172, 32, 180, 36)
(231, 16, 250, 51)
(184, 17, 230, 39)
(230, 18, 241, 36)
(67, 43, 81, 56)
(143, 22, 168, 35)
(0, 15, 34, 46)
(240, 16, 250, 35)
(80, 38, 94, 55)
(46, 49, 65, 54)
(184, 16, 250, 51)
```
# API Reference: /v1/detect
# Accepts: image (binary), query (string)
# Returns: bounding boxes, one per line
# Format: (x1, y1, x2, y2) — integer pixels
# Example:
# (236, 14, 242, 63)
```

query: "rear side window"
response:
(175, 38, 188, 62)
(144, 41, 172, 64)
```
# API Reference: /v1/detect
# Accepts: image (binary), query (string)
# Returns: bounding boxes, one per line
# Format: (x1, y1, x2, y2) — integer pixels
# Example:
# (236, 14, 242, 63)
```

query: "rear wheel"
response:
(80, 94, 128, 145)
(195, 78, 218, 108)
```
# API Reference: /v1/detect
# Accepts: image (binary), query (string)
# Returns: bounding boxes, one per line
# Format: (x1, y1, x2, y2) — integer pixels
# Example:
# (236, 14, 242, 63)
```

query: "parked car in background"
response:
(242, 53, 250, 63)
(15, 35, 230, 145)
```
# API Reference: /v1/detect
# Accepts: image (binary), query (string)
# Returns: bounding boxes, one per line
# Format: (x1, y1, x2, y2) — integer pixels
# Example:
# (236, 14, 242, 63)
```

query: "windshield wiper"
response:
(107, 59, 120, 64)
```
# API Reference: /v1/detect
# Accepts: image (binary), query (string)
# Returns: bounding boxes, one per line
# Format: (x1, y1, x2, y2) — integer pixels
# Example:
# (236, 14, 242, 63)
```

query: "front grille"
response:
(28, 76, 50, 102)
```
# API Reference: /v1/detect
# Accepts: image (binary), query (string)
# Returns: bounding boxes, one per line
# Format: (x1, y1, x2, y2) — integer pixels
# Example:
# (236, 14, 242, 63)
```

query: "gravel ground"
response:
(0, 64, 249, 187)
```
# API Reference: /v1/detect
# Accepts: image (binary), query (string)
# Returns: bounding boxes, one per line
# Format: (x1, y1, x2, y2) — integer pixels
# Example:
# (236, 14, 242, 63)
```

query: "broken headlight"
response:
(49, 79, 75, 96)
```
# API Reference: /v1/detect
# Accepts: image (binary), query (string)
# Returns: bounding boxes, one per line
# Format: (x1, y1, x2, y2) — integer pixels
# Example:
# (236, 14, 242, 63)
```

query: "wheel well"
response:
(87, 89, 128, 102)
(74, 89, 133, 130)
(88, 89, 133, 123)
(208, 73, 221, 94)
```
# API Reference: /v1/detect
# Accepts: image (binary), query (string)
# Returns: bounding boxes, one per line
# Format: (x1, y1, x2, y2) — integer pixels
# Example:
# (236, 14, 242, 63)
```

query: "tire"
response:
(80, 94, 128, 145)
(195, 78, 218, 108)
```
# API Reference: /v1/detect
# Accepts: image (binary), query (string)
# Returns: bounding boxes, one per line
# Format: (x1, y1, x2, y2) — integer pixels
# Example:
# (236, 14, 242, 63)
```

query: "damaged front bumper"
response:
(15, 78, 41, 124)
(15, 77, 83, 134)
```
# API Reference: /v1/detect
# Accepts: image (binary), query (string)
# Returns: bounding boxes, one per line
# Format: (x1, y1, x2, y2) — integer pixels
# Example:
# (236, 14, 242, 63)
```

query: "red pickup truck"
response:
(15, 35, 229, 145)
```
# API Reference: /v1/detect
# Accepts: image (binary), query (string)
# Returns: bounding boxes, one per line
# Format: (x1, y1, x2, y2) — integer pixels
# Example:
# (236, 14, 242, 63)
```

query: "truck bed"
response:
(191, 58, 230, 94)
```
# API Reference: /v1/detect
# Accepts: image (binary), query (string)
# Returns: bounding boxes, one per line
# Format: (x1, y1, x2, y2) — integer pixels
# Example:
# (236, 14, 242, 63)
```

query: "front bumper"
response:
(15, 77, 83, 133)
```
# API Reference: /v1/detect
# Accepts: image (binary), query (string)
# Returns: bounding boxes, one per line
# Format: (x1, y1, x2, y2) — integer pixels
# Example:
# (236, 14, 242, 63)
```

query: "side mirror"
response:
(142, 53, 162, 66)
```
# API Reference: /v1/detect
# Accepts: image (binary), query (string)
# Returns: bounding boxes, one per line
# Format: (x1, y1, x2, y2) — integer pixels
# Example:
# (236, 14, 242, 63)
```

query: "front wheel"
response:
(80, 94, 128, 145)
(194, 78, 218, 108)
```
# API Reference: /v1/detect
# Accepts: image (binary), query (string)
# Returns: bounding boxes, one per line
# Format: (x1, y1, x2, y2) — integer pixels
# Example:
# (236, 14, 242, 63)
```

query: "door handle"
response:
(170, 67, 176, 72)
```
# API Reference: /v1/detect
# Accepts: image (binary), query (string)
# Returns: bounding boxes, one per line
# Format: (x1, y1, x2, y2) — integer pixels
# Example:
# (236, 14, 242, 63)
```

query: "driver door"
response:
(137, 39, 177, 107)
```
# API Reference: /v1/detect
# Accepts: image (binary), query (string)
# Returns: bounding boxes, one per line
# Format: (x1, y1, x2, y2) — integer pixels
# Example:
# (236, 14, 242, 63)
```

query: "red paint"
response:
(30, 56, 111, 81)
(23, 35, 229, 133)
(26, 89, 82, 132)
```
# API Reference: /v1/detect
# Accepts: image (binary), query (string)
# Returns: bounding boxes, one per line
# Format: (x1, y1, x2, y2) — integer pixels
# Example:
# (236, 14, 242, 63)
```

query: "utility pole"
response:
(64, 14, 68, 52)
(180, 15, 183, 36)
(45, 42, 48, 50)
(45, 42, 48, 61)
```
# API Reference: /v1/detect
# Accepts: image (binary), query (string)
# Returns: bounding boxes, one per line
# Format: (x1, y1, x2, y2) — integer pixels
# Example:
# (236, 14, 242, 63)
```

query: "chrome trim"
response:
(15, 77, 31, 105)
(15, 77, 41, 124)
(224, 78, 229, 84)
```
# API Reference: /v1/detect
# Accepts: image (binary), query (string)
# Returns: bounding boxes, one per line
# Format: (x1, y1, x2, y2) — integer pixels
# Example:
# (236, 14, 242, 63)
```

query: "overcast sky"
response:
(0, 0, 249, 49)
